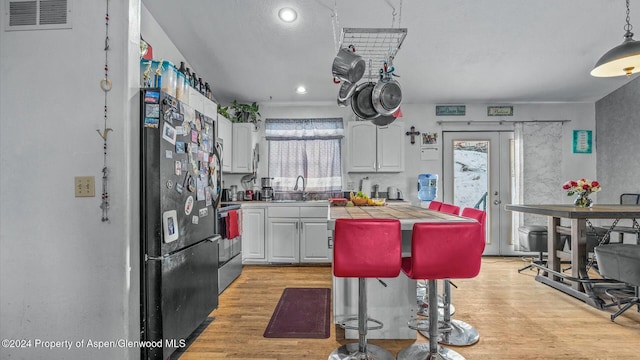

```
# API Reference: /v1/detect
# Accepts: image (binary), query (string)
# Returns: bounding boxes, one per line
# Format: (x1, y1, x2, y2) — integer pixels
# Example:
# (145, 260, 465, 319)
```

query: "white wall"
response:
(0, 1, 141, 359)
(226, 102, 596, 207)
(140, 4, 191, 74)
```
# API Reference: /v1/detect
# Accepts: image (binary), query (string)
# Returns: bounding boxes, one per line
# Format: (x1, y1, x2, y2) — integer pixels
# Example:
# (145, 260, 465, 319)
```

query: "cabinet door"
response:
(188, 87, 204, 113)
(348, 121, 377, 172)
(300, 218, 331, 263)
(203, 100, 217, 119)
(377, 121, 405, 172)
(232, 123, 252, 173)
(267, 218, 299, 263)
(241, 207, 266, 263)
(217, 115, 233, 172)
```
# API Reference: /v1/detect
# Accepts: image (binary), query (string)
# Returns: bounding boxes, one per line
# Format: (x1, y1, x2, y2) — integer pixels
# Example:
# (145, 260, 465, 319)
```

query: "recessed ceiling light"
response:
(278, 8, 297, 23)
(296, 86, 307, 94)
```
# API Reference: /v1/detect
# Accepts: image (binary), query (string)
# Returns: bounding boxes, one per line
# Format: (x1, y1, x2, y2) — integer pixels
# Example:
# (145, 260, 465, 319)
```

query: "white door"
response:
(443, 131, 516, 255)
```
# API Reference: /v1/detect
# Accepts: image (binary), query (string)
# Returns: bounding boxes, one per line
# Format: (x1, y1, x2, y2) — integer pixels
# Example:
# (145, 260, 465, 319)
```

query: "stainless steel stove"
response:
(217, 204, 242, 294)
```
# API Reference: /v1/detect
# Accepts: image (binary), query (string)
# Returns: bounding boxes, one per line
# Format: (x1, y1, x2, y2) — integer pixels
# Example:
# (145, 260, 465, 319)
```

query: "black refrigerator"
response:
(140, 89, 222, 360)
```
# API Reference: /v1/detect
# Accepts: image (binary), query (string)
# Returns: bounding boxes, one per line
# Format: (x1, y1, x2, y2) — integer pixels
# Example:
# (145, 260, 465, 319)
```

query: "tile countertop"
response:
(328, 204, 471, 230)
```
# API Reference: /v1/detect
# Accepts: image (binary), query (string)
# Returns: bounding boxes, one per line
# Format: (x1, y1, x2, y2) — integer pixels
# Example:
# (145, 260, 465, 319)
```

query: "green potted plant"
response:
(217, 105, 231, 119)
(230, 100, 261, 126)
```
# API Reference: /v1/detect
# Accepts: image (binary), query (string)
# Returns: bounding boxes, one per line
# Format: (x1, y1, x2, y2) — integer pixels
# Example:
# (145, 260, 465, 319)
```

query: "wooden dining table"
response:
(505, 204, 640, 309)
(328, 204, 475, 339)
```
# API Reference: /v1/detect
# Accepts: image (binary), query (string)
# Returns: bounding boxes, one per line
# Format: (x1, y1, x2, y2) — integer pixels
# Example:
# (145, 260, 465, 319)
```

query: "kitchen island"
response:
(328, 204, 474, 339)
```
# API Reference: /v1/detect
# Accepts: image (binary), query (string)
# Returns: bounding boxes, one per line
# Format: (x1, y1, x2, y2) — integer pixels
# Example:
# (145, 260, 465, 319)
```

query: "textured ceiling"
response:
(143, 0, 639, 106)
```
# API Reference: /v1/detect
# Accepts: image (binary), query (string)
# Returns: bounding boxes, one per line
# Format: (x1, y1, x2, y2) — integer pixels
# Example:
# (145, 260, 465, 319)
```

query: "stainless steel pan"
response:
(372, 78, 402, 116)
(351, 82, 380, 120)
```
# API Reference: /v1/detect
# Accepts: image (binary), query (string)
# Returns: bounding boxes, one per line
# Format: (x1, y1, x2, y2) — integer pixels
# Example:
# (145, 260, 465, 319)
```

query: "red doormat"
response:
(263, 287, 331, 339)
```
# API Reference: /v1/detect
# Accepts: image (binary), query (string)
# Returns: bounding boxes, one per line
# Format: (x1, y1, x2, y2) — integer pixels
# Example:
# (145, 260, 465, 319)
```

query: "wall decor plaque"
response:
(487, 106, 513, 116)
(572, 130, 592, 154)
(435, 105, 466, 116)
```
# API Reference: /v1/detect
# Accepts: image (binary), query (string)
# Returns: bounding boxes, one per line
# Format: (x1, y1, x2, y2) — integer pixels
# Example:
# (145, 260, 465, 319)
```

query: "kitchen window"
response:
(265, 118, 343, 192)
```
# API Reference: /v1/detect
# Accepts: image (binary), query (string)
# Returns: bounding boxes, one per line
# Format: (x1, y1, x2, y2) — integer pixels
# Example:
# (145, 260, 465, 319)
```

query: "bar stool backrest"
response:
(406, 222, 483, 280)
(428, 200, 443, 210)
(440, 203, 461, 215)
(461, 207, 487, 249)
(333, 218, 402, 278)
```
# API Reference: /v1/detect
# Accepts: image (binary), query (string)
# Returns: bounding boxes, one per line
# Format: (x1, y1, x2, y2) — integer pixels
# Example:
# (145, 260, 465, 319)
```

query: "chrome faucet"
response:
(294, 175, 307, 201)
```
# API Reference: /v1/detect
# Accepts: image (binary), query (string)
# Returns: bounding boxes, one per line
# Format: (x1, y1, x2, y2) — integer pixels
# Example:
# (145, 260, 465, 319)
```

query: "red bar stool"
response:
(428, 200, 443, 211)
(439, 203, 460, 215)
(397, 221, 484, 360)
(420, 208, 486, 347)
(417, 202, 460, 318)
(329, 218, 402, 360)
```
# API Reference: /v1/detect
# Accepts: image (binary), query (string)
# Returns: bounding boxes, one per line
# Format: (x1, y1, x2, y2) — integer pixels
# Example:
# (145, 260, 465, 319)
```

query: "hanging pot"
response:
(372, 79, 402, 116)
(351, 82, 380, 120)
(371, 114, 395, 126)
(337, 81, 357, 107)
(332, 47, 366, 83)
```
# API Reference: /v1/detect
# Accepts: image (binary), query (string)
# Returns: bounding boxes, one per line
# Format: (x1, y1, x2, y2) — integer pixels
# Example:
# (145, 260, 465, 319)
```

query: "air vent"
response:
(5, 0, 71, 31)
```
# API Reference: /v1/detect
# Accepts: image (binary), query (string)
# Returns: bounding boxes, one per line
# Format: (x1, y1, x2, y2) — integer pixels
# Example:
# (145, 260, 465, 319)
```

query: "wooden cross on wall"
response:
(405, 126, 421, 144)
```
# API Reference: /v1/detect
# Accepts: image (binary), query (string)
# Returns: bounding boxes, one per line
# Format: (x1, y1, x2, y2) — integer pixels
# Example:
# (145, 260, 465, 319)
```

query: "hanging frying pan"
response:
(372, 79, 402, 116)
(371, 114, 396, 126)
(351, 82, 380, 120)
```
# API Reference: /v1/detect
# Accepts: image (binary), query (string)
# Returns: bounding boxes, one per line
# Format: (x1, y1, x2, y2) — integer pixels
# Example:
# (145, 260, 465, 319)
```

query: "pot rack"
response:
(338, 27, 408, 81)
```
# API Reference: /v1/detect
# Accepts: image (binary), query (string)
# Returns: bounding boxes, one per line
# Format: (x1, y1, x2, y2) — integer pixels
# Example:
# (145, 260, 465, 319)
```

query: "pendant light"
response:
(591, 0, 640, 77)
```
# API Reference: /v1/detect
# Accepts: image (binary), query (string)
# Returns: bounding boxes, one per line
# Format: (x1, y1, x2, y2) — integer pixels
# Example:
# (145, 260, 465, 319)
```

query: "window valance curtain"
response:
(265, 118, 344, 140)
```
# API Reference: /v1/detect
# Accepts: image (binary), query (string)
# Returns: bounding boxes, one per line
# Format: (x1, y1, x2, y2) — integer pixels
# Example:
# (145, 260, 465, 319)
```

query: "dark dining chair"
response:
(594, 244, 640, 321)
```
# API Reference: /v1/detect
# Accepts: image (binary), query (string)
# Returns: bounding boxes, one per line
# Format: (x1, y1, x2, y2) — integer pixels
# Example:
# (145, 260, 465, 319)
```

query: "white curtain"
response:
(513, 121, 564, 248)
(266, 119, 343, 192)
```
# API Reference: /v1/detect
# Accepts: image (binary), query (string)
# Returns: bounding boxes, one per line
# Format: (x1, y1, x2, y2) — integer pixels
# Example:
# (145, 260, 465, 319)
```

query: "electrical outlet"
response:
(75, 176, 95, 197)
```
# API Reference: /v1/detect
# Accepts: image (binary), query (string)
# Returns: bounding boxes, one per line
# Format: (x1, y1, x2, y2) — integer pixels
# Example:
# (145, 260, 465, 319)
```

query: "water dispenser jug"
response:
(418, 174, 438, 201)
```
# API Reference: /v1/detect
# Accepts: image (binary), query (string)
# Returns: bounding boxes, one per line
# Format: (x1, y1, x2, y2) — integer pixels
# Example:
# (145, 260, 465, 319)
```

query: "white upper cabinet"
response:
(217, 115, 233, 173)
(231, 123, 256, 174)
(347, 121, 404, 172)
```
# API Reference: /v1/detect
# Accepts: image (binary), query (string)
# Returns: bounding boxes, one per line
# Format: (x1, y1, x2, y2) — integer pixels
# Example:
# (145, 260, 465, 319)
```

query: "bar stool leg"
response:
(417, 280, 455, 317)
(398, 280, 465, 360)
(329, 278, 395, 360)
(419, 280, 480, 346)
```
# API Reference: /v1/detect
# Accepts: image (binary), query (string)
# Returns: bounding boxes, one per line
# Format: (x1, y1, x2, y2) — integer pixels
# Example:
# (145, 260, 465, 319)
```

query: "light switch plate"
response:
(75, 176, 95, 197)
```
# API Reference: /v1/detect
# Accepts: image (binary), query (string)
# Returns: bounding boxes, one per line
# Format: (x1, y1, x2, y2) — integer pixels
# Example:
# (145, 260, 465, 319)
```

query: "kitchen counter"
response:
(221, 200, 329, 207)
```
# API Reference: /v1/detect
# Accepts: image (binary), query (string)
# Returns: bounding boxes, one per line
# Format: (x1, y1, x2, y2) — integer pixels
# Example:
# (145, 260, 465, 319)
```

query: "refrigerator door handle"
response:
(145, 254, 165, 261)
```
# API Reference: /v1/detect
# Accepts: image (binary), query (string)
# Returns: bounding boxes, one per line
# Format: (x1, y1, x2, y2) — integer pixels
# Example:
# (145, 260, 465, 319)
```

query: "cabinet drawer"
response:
(268, 206, 300, 218)
(300, 206, 329, 218)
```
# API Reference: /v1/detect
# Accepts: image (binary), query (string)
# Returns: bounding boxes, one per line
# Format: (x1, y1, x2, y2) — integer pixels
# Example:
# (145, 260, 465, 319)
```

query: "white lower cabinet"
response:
(241, 207, 267, 264)
(267, 218, 300, 263)
(300, 219, 332, 263)
(266, 205, 330, 264)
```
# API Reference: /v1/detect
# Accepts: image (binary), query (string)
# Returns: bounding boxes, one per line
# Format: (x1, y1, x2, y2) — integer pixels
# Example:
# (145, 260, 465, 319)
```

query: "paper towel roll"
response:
(360, 178, 372, 197)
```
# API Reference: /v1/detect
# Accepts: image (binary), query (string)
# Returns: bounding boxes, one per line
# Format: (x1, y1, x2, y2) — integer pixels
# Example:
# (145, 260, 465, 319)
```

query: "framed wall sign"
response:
(572, 130, 592, 154)
(487, 106, 513, 116)
(436, 105, 466, 116)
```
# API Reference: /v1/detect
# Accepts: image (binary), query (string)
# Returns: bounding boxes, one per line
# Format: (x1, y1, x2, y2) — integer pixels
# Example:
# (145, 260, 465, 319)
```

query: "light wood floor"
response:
(178, 257, 640, 359)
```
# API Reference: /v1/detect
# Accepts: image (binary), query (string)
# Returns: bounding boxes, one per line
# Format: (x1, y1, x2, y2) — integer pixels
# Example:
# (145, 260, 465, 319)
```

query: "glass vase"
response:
(573, 192, 593, 208)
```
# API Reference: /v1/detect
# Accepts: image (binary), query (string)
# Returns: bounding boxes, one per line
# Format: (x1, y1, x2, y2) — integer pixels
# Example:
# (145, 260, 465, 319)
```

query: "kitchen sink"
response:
(272, 191, 341, 202)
